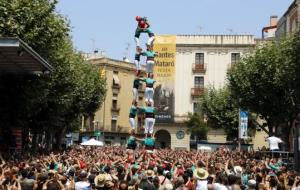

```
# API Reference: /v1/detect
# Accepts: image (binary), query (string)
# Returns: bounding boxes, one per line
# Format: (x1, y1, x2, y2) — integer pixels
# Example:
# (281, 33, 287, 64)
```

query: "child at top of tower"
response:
(134, 16, 155, 51)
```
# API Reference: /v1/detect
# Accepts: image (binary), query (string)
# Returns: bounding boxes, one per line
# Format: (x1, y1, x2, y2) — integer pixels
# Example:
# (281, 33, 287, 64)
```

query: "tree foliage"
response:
(199, 87, 239, 140)
(227, 27, 300, 145)
(227, 27, 300, 140)
(185, 113, 208, 140)
(0, 0, 106, 149)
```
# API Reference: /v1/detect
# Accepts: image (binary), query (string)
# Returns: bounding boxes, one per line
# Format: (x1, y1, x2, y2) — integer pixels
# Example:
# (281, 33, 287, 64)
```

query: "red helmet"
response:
(136, 16, 142, 21)
(139, 21, 146, 28)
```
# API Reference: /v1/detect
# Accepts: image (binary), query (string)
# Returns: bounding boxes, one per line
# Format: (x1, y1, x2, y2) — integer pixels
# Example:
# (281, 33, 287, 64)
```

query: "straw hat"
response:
(146, 170, 155, 178)
(94, 174, 106, 187)
(193, 168, 209, 180)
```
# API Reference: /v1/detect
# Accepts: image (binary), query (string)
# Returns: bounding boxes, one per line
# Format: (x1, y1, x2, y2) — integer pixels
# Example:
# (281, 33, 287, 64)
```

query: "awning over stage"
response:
(0, 37, 53, 74)
(81, 138, 104, 146)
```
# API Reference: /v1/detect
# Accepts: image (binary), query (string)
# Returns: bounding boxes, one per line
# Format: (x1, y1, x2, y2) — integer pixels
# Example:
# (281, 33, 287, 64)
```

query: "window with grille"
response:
(231, 53, 240, 64)
(194, 77, 204, 88)
(193, 102, 200, 113)
(111, 120, 117, 131)
(112, 100, 117, 109)
(195, 53, 204, 65)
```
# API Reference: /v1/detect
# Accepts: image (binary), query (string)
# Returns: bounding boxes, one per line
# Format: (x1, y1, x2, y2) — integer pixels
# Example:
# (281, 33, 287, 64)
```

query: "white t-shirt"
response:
(196, 180, 208, 190)
(75, 181, 91, 190)
(267, 136, 283, 150)
(213, 183, 228, 190)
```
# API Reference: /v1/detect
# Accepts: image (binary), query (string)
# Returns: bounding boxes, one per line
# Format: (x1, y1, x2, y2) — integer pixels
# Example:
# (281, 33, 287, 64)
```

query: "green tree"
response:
(199, 87, 239, 140)
(198, 87, 257, 141)
(227, 28, 300, 148)
(185, 113, 208, 140)
(0, 0, 106, 150)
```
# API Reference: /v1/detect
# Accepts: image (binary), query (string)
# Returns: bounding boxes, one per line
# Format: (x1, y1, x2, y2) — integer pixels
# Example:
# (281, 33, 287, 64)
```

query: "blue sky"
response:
(57, 0, 292, 60)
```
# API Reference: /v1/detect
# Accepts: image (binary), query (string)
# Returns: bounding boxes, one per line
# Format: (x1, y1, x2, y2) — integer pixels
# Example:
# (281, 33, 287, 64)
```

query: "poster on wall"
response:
(153, 35, 176, 123)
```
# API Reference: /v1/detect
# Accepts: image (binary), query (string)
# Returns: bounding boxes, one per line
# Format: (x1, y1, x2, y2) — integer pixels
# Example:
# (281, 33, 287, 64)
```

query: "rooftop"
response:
(176, 35, 255, 46)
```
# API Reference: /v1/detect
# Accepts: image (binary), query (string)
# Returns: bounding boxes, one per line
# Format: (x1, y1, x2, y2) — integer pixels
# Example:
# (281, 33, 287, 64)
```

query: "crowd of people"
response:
(0, 145, 299, 190)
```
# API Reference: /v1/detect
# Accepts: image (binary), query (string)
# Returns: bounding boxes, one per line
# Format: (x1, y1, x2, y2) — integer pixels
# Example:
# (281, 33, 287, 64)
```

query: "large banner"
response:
(153, 35, 176, 123)
(239, 110, 248, 139)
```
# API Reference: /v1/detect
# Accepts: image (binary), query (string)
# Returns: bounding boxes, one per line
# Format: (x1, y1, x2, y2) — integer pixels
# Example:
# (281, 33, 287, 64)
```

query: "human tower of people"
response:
(127, 16, 158, 153)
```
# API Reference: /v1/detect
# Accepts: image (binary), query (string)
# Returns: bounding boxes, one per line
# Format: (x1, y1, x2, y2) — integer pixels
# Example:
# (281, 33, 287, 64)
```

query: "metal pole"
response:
(238, 109, 241, 152)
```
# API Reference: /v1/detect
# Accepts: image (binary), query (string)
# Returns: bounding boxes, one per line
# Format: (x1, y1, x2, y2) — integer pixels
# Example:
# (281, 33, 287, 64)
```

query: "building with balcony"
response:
(152, 35, 258, 151)
(175, 35, 255, 117)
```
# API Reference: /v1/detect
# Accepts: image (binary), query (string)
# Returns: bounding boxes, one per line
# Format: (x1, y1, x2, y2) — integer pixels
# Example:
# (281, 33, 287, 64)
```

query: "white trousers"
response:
(147, 36, 155, 46)
(129, 118, 136, 129)
(132, 88, 138, 102)
(145, 87, 154, 103)
(146, 60, 154, 74)
(134, 37, 140, 47)
(135, 36, 155, 47)
(134, 60, 141, 71)
(144, 118, 155, 134)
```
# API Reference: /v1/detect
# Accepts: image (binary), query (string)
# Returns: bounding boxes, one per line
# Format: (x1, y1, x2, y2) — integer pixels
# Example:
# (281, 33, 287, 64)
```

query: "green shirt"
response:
(142, 51, 156, 58)
(142, 78, 156, 86)
(143, 138, 155, 146)
(140, 106, 156, 114)
(130, 106, 138, 116)
(133, 78, 141, 89)
(127, 136, 137, 145)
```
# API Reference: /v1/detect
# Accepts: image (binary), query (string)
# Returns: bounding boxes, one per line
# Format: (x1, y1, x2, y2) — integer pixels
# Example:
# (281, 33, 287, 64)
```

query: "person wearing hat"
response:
(146, 169, 155, 180)
(247, 179, 256, 190)
(134, 16, 155, 50)
(194, 168, 209, 190)
(75, 170, 90, 190)
(94, 174, 106, 189)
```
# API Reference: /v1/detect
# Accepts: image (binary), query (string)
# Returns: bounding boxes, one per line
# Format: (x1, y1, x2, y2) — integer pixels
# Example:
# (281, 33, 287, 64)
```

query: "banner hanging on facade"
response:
(153, 35, 176, 123)
(239, 110, 248, 139)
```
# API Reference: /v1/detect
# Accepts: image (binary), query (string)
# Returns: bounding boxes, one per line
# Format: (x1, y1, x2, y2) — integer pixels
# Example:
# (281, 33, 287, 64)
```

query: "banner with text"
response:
(153, 35, 176, 123)
(239, 110, 248, 139)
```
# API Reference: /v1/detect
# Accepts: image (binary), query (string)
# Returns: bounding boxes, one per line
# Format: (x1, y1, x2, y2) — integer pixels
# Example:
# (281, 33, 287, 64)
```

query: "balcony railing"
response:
(112, 84, 120, 94)
(111, 104, 120, 112)
(191, 87, 204, 97)
(112, 84, 121, 89)
(192, 63, 206, 73)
